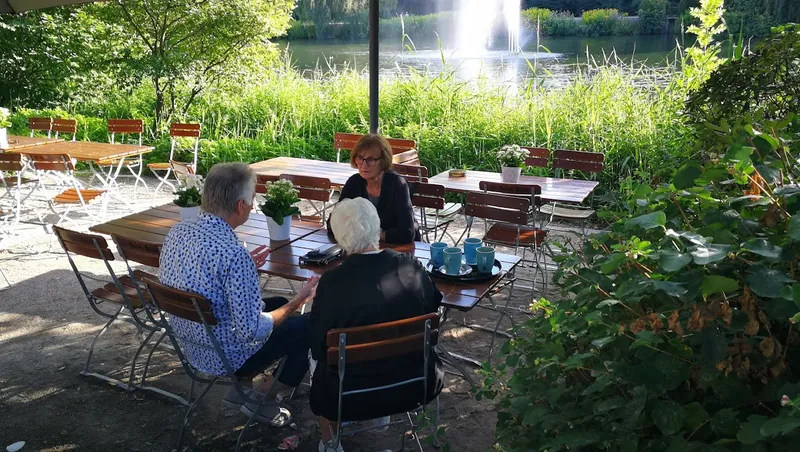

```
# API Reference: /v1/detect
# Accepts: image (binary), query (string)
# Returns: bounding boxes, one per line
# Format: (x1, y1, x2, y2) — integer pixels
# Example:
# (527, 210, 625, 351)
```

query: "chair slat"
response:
(326, 331, 439, 365)
(52, 225, 115, 261)
(465, 204, 529, 225)
(144, 278, 218, 326)
(478, 181, 541, 196)
(24, 153, 74, 171)
(392, 150, 419, 165)
(413, 183, 444, 197)
(108, 119, 144, 134)
(467, 191, 530, 210)
(278, 173, 332, 202)
(113, 235, 161, 268)
(552, 158, 604, 172)
(412, 195, 444, 210)
(28, 117, 52, 131)
(0, 153, 24, 171)
(334, 132, 417, 154)
(525, 157, 548, 168)
(255, 174, 280, 194)
(169, 123, 201, 138)
(553, 149, 605, 163)
(522, 146, 550, 159)
(52, 119, 77, 134)
(326, 313, 439, 346)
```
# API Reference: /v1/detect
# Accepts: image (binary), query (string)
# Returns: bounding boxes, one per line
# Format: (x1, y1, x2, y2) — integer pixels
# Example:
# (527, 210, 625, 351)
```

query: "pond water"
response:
(278, 34, 686, 87)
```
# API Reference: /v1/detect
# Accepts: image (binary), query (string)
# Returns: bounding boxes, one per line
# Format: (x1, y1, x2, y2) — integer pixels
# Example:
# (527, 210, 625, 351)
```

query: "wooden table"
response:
(89, 204, 323, 249)
(5, 135, 62, 150)
(250, 157, 356, 186)
(8, 141, 154, 162)
(429, 169, 599, 204)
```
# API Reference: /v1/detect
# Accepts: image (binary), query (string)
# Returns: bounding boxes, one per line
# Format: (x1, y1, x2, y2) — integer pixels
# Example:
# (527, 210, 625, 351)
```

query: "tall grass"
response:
(9, 52, 690, 200)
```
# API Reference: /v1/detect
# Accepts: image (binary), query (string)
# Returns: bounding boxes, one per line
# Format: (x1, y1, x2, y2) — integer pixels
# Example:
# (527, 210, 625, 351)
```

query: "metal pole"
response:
(369, 0, 379, 133)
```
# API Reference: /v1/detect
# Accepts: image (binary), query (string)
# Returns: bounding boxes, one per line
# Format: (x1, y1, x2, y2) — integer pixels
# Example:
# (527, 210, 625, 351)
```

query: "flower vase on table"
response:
(0, 107, 11, 150)
(259, 179, 301, 242)
(174, 173, 204, 222)
(497, 144, 530, 184)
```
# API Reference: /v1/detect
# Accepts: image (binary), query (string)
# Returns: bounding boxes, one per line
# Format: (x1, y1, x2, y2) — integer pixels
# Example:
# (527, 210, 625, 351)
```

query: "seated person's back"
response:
(310, 198, 443, 424)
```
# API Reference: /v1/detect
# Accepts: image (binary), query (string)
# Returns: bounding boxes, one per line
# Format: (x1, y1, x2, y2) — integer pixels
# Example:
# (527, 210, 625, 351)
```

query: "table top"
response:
(90, 204, 520, 311)
(89, 203, 322, 248)
(6, 135, 63, 150)
(428, 169, 599, 204)
(9, 140, 154, 162)
(250, 157, 356, 186)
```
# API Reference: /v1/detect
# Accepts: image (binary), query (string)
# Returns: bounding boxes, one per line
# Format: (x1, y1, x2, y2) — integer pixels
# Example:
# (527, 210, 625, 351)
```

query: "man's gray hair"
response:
(330, 198, 380, 254)
(201, 163, 256, 217)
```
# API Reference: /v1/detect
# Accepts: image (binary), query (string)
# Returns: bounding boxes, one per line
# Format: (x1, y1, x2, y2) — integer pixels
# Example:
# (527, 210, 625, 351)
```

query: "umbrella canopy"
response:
(0, 0, 100, 13)
(1, 0, 380, 132)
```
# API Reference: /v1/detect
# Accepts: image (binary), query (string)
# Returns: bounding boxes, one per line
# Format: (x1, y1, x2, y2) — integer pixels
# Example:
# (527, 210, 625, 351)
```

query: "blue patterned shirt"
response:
(159, 212, 273, 376)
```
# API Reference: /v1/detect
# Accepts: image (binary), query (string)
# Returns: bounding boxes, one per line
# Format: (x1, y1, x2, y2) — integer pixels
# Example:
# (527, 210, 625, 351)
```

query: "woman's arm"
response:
(383, 175, 416, 243)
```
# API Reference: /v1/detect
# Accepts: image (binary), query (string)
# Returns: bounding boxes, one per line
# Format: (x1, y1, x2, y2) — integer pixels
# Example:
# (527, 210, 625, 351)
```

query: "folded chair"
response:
(52, 225, 159, 392)
(143, 278, 287, 452)
(93, 119, 149, 195)
(24, 153, 106, 225)
(149, 123, 202, 200)
(324, 313, 441, 452)
(539, 149, 604, 237)
(0, 153, 38, 225)
(28, 117, 52, 138)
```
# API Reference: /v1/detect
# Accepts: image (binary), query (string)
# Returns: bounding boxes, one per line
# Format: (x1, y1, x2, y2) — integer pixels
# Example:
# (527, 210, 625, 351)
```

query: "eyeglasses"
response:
(355, 156, 380, 167)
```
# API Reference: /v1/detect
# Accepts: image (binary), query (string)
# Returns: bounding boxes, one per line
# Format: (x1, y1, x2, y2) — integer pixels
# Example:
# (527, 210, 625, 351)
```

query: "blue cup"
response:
(464, 238, 482, 265)
(442, 247, 463, 275)
(476, 247, 495, 273)
(430, 242, 448, 268)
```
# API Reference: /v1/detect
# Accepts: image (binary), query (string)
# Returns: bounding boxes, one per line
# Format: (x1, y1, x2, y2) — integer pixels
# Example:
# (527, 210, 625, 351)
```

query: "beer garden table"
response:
(5, 135, 62, 150)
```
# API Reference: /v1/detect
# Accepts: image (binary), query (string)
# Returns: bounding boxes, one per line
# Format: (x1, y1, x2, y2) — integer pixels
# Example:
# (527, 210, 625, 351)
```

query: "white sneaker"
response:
(318, 439, 344, 452)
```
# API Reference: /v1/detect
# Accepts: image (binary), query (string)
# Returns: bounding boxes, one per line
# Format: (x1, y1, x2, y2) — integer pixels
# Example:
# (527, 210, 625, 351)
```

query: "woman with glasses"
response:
(327, 134, 419, 243)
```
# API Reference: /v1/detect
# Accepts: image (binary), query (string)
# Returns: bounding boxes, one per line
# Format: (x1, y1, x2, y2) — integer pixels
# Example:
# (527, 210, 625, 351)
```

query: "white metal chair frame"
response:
(151, 124, 201, 201)
(92, 119, 149, 196)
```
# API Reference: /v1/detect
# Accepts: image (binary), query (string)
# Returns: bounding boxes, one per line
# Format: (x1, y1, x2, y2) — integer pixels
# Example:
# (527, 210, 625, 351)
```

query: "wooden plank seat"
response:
(54, 188, 106, 204)
(146, 162, 171, 170)
(484, 223, 547, 247)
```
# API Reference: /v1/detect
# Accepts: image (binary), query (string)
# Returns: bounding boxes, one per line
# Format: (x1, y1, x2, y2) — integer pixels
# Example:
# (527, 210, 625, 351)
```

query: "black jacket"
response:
(309, 249, 444, 421)
(328, 170, 420, 243)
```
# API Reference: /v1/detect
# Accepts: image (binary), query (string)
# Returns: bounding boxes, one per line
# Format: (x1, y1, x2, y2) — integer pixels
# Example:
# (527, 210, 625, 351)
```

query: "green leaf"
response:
(597, 299, 621, 308)
(652, 280, 688, 297)
(711, 408, 740, 436)
(673, 163, 703, 189)
(594, 396, 626, 413)
(691, 244, 731, 265)
(760, 417, 800, 438)
(682, 402, 710, 430)
(521, 406, 548, 426)
(742, 238, 782, 258)
(701, 275, 739, 296)
(652, 400, 683, 436)
(591, 336, 616, 348)
(737, 415, 768, 444)
(790, 214, 800, 241)
(748, 267, 794, 298)
(660, 249, 693, 272)
(625, 211, 666, 230)
(631, 330, 664, 349)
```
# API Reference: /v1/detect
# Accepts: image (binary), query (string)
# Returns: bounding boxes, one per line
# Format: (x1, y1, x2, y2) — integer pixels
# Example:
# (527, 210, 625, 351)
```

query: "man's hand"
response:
(249, 245, 271, 268)
(293, 276, 320, 306)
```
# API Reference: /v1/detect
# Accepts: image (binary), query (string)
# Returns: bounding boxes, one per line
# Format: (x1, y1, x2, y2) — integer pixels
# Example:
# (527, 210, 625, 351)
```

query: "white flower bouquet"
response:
(174, 174, 204, 207)
(497, 144, 529, 168)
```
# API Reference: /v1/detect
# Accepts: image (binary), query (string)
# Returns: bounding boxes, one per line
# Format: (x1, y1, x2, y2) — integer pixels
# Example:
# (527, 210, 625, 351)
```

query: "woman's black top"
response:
(327, 170, 420, 243)
(309, 249, 444, 421)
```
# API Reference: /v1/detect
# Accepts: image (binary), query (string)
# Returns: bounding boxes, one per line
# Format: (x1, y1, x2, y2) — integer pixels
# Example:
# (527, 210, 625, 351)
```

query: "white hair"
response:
(330, 198, 380, 254)
(201, 163, 255, 217)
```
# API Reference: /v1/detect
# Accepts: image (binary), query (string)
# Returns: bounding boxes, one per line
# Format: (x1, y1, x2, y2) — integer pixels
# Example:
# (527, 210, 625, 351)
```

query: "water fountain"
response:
(455, 0, 522, 55)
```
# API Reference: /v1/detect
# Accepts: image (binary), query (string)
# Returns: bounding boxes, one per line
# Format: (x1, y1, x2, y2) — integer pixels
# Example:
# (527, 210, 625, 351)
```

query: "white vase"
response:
(0, 128, 8, 150)
(179, 205, 200, 221)
(267, 215, 292, 241)
(501, 166, 522, 183)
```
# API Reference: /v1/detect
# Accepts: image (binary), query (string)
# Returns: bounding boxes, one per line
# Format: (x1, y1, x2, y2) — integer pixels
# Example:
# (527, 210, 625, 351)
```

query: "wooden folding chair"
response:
(324, 313, 441, 452)
(334, 132, 416, 164)
(411, 183, 457, 244)
(143, 278, 287, 452)
(93, 119, 149, 195)
(0, 153, 38, 225)
(24, 153, 106, 225)
(539, 149, 605, 236)
(52, 118, 77, 141)
(27, 117, 52, 138)
(52, 225, 159, 392)
(149, 123, 202, 200)
(277, 173, 332, 224)
(394, 163, 462, 227)
(523, 146, 550, 168)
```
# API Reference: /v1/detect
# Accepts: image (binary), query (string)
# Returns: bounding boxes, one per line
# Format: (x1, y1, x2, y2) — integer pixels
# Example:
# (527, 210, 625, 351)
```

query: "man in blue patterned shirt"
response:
(160, 162, 318, 426)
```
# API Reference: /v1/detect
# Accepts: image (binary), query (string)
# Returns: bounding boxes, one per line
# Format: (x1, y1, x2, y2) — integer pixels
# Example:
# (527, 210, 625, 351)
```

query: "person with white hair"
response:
(160, 163, 319, 427)
(310, 198, 444, 452)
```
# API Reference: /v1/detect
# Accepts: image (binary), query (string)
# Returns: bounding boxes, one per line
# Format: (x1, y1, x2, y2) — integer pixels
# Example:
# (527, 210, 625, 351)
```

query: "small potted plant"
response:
(0, 107, 11, 150)
(497, 144, 530, 183)
(174, 173, 203, 221)
(259, 179, 300, 241)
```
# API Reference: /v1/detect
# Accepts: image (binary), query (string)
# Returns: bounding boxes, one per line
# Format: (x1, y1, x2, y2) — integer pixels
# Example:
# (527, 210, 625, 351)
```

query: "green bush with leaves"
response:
(639, 0, 669, 34)
(483, 107, 800, 451)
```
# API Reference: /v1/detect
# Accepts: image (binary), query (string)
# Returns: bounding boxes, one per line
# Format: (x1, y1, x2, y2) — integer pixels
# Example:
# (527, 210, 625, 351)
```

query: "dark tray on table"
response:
(425, 259, 503, 283)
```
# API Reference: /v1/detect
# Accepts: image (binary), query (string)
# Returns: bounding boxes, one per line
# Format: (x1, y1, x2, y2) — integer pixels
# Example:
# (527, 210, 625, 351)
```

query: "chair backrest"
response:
(52, 119, 77, 140)
(24, 153, 74, 172)
(170, 160, 195, 185)
(479, 181, 542, 206)
(255, 174, 280, 195)
(108, 119, 143, 145)
(144, 278, 218, 326)
(393, 163, 429, 183)
(552, 149, 604, 173)
(168, 123, 201, 171)
(112, 234, 161, 268)
(0, 153, 24, 172)
(465, 192, 530, 226)
(326, 313, 439, 366)
(523, 146, 549, 168)
(28, 117, 52, 137)
(52, 225, 115, 261)
(334, 132, 416, 163)
(411, 183, 445, 210)
(392, 149, 420, 166)
(277, 173, 332, 202)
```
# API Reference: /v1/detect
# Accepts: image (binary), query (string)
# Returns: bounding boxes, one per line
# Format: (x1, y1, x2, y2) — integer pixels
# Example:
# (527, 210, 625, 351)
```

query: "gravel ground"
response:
(0, 173, 571, 452)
